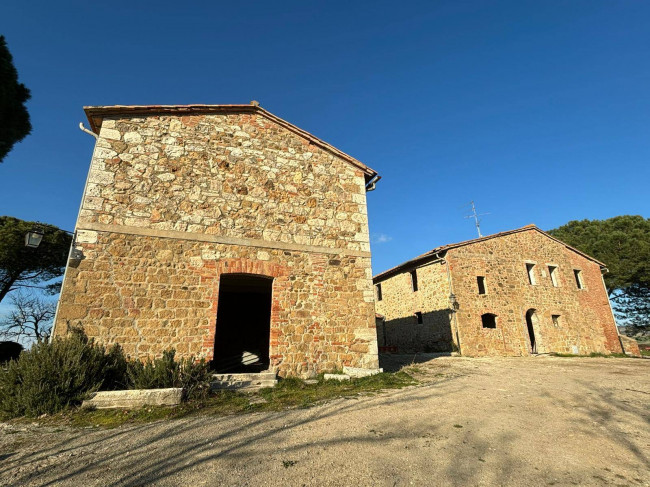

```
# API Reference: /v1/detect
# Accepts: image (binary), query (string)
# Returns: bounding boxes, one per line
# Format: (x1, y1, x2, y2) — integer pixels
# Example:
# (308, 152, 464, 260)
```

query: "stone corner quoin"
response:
(54, 106, 380, 378)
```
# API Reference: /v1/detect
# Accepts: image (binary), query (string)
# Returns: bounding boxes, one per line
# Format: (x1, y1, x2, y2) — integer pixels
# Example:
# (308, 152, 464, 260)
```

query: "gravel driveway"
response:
(1, 356, 648, 486)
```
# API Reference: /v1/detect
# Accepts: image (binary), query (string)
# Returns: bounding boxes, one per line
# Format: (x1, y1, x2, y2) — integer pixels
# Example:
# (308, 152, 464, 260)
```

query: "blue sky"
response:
(1, 0, 649, 278)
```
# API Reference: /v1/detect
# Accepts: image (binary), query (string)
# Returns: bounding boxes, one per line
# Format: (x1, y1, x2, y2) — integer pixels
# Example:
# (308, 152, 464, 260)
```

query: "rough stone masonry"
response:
(374, 226, 637, 357)
(53, 103, 381, 377)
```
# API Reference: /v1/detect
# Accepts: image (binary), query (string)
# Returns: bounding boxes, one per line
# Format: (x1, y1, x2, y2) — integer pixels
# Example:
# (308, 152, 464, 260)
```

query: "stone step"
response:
(211, 372, 277, 382)
(210, 372, 278, 391)
(211, 380, 278, 391)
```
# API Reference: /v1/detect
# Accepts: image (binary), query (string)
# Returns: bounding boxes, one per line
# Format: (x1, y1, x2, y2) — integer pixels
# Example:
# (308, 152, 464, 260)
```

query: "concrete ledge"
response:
(343, 366, 383, 378)
(83, 388, 183, 409)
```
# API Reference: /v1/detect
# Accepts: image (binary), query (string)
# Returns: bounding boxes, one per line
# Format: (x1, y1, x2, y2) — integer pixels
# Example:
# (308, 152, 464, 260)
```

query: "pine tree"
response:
(0, 35, 31, 163)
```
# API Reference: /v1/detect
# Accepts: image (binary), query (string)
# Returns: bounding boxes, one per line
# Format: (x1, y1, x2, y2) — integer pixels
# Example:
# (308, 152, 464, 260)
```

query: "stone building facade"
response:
(53, 103, 381, 377)
(373, 226, 628, 356)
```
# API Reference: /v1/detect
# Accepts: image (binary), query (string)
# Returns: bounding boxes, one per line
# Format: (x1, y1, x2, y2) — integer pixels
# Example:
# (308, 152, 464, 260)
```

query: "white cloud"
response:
(371, 233, 393, 244)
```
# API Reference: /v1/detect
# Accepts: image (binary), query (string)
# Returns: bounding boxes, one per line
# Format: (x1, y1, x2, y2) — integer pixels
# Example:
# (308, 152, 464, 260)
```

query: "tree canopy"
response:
(548, 215, 650, 326)
(0, 216, 72, 305)
(0, 35, 31, 163)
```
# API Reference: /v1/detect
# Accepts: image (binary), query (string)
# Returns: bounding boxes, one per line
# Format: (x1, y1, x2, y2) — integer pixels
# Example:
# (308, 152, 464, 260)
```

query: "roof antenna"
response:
(464, 201, 490, 238)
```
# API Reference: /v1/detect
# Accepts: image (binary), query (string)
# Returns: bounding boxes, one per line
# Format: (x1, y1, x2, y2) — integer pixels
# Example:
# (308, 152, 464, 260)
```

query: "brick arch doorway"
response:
(525, 308, 539, 354)
(212, 274, 273, 373)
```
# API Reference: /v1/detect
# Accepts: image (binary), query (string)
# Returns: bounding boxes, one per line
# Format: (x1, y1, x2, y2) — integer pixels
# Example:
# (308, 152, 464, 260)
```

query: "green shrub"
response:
(0, 329, 211, 418)
(127, 349, 211, 400)
(0, 331, 127, 418)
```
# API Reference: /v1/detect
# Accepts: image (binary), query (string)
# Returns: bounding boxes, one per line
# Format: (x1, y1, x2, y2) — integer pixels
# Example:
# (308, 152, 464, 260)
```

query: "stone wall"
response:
(54, 107, 379, 377)
(448, 230, 622, 356)
(79, 112, 371, 252)
(374, 261, 454, 353)
(373, 228, 623, 357)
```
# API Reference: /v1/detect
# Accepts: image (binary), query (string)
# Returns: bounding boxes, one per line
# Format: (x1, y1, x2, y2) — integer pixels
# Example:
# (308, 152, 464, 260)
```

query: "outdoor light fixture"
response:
(70, 247, 84, 260)
(24, 227, 45, 249)
(449, 293, 460, 311)
(24, 226, 83, 260)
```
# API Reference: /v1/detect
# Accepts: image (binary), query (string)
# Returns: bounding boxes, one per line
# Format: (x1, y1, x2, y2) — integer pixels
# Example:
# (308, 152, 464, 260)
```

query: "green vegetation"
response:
(0, 331, 211, 418)
(10, 371, 417, 429)
(550, 352, 632, 359)
(127, 349, 211, 400)
(0, 330, 127, 418)
(0, 329, 416, 425)
(257, 372, 416, 410)
(0, 35, 32, 163)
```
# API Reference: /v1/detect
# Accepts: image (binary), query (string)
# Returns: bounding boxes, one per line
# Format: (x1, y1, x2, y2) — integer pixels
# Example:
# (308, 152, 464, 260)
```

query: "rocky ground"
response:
(1, 355, 648, 486)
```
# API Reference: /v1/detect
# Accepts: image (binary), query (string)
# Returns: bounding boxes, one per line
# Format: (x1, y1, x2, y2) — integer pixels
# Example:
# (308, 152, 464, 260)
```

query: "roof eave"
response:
(372, 225, 607, 282)
(373, 250, 447, 283)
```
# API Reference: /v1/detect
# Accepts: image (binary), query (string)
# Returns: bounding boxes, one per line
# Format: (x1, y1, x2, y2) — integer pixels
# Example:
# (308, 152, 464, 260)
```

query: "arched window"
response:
(481, 313, 497, 329)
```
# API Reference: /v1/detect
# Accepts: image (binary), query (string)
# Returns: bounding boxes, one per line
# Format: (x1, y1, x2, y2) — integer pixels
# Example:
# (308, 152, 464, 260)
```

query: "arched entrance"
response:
(525, 309, 538, 354)
(212, 274, 273, 372)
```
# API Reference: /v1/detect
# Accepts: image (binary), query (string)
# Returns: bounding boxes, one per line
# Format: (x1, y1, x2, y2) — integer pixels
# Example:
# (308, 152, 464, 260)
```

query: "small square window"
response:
(477, 276, 486, 295)
(415, 311, 423, 324)
(552, 314, 561, 327)
(573, 269, 584, 289)
(376, 283, 382, 301)
(481, 313, 497, 329)
(526, 263, 536, 285)
(410, 270, 419, 292)
(548, 265, 558, 287)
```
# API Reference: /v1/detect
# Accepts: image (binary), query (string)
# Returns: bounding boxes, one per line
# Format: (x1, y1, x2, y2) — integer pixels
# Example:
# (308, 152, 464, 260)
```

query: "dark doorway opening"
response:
(525, 308, 538, 354)
(212, 274, 273, 373)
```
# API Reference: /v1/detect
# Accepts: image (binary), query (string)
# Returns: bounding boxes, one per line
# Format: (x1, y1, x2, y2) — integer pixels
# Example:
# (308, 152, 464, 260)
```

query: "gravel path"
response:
(1, 356, 648, 486)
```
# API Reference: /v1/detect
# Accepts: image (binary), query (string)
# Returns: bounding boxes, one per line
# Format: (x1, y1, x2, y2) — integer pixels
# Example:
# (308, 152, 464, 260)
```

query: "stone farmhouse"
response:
(53, 103, 381, 377)
(373, 225, 636, 357)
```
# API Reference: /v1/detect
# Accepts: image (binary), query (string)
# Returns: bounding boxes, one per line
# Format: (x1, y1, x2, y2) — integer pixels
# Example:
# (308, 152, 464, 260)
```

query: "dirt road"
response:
(1, 356, 648, 486)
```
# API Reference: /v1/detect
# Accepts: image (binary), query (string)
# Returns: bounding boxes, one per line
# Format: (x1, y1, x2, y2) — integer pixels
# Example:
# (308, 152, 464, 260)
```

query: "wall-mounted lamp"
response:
(24, 227, 45, 248)
(25, 226, 82, 260)
(70, 246, 84, 260)
(449, 293, 460, 311)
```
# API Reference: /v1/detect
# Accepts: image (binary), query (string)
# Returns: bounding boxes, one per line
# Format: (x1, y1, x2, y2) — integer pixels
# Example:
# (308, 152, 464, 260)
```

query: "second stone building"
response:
(373, 225, 628, 356)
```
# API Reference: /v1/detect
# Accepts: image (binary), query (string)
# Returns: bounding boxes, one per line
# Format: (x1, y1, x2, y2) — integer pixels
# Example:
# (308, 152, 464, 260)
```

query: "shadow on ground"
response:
(1, 357, 648, 486)
(379, 352, 454, 372)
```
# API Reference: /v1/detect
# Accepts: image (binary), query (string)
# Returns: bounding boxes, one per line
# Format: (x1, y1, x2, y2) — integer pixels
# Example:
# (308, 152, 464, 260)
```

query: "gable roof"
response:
(83, 104, 378, 180)
(373, 224, 606, 283)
